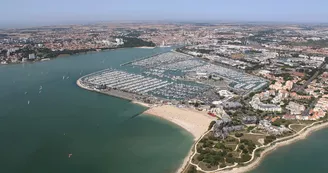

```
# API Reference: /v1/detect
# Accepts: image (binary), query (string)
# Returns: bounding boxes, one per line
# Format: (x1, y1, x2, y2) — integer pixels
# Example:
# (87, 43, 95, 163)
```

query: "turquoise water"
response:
(0, 48, 194, 173)
(251, 128, 328, 173)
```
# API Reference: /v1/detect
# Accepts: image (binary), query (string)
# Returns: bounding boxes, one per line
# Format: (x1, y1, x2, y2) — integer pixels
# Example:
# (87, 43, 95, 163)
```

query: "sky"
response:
(1, 0, 328, 27)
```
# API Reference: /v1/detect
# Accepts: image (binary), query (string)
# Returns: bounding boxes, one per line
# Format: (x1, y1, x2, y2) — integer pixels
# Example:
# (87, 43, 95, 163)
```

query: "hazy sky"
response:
(1, 0, 328, 27)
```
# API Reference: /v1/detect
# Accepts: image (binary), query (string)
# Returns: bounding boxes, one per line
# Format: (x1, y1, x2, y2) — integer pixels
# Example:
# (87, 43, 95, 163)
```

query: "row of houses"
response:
(250, 94, 282, 112)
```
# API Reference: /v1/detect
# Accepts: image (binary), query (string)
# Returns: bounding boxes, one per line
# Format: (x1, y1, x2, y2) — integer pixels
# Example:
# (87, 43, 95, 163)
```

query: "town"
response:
(2, 22, 328, 172)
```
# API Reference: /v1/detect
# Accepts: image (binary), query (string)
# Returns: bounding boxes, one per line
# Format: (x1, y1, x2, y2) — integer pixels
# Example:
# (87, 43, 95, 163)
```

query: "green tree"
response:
(235, 132, 244, 137)
(208, 121, 216, 130)
(220, 163, 227, 168)
(187, 165, 197, 173)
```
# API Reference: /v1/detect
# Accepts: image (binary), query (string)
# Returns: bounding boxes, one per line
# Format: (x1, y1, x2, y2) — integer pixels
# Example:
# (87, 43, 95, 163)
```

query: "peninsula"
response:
(72, 23, 328, 173)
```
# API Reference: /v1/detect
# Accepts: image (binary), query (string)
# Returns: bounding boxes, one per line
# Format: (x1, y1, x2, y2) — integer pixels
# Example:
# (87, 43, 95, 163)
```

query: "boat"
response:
(39, 86, 43, 90)
(28, 100, 30, 105)
(62, 76, 65, 80)
(24, 92, 28, 95)
(68, 153, 72, 158)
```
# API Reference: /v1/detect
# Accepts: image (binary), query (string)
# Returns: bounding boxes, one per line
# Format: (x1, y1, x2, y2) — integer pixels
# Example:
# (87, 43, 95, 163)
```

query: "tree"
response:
(198, 154, 204, 161)
(240, 154, 251, 162)
(226, 157, 235, 164)
(264, 135, 276, 144)
(235, 132, 244, 137)
(247, 126, 255, 132)
(239, 144, 245, 150)
(208, 121, 216, 130)
(120, 37, 156, 47)
(187, 165, 197, 173)
(220, 163, 227, 168)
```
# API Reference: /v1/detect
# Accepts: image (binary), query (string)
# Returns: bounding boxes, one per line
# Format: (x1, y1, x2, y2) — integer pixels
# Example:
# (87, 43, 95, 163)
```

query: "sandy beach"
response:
(77, 78, 328, 173)
(144, 105, 216, 139)
(76, 79, 93, 92)
(131, 101, 150, 108)
(144, 105, 216, 173)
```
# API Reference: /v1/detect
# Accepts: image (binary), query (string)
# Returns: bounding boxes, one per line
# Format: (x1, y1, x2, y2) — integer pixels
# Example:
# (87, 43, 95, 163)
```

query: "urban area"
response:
(2, 23, 328, 173)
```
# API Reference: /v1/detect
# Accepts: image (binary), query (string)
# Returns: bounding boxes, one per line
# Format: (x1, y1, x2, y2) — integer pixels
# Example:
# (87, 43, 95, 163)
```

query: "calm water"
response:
(251, 128, 328, 173)
(0, 48, 194, 173)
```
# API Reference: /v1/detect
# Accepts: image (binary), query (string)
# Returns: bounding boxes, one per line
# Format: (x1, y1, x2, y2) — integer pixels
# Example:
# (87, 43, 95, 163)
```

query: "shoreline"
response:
(143, 105, 215, 140)
(240, 121, 328, 173)
(77, 77, 328, 173)
(77, 77, 211, 173)
(143, 105, 216, 173)
(0, 47, 132, 66)
(207, 120, 328, 173)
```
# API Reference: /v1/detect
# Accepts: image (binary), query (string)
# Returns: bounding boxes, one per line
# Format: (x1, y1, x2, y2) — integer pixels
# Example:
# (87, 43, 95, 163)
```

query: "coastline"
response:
(77, 77, 213, 173)
(144, 105, 215, 140)
(143, 105, 216, 173)
(131, 100, 150, 108)
(77, 77, 328, 173)
(137, 46, 155, 49)
(0, 47, 129, 66)
(213, 120, 328, 173)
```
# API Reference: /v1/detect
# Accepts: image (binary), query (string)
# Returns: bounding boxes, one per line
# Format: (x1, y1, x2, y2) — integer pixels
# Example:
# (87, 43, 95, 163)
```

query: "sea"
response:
(0, 47, 193, 173)
(251, 128, 328, 173)
(1, 47, 328, 173)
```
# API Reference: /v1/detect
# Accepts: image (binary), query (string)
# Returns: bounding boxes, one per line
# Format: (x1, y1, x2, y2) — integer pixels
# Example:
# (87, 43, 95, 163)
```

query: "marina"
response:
(128, 51, 267, 94)
(131, 52, 194, 68)
(78, 69, 211, 101)
(184, 63, 268, 92)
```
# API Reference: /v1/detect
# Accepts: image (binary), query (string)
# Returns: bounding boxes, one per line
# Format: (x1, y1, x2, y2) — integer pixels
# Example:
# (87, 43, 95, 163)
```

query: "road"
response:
(292, 61, 326, 92)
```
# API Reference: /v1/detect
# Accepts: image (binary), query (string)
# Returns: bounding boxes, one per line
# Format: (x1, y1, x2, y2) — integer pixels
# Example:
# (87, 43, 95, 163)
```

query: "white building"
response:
(286, 102, 305, 115)
(115, 38, 124, 45)
(28, 53, 36, 60)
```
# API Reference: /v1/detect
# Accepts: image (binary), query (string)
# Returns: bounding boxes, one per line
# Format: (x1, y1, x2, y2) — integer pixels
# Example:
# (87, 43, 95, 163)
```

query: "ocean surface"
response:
(251, 128, 328, 173)
(0, 48, 194, 173)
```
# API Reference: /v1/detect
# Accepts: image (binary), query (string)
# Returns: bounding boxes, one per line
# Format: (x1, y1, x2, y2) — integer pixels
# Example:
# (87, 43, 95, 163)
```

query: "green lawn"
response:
(240, 133, 266, 146)
(290, 124, 307, 132)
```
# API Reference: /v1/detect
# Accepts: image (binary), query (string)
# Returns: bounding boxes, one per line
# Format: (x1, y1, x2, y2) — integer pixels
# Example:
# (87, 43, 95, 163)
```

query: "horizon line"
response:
(1, 19, 328, 29)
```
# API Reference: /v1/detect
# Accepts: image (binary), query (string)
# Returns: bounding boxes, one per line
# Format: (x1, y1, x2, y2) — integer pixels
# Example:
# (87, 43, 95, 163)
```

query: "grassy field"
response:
(240, 133, 266, 146)
(198, 161, 219, 171)
(290, 124, 307, 132)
